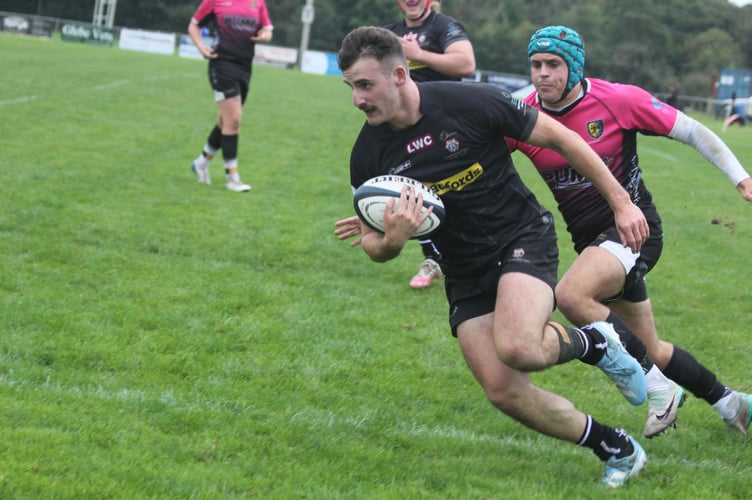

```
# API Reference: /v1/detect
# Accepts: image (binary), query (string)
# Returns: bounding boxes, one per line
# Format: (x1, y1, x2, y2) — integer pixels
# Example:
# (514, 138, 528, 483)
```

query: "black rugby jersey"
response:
(349, 82, 553, 278)
(384, 12, 471, 82)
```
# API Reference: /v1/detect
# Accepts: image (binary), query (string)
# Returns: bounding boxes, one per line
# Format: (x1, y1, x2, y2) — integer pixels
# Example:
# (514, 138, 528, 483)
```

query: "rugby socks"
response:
(194, 126, 222, 168)
(419, 239, 442, 261)
(549, 322, 587, 364)
(712, 388, 737, 419)
(221, 134, 240, 183)
(194, 149, 214, 170)
(208, 124, 222, 150)
(578, 415, 633, 462)
(576, 324, 608, 366)
(663, 346, 726, 404)
(193, 153, 210, 170)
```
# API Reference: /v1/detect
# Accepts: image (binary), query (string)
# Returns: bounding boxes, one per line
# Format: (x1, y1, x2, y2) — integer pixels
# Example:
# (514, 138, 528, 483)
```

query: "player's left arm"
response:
(526, 112, 649, 253)
(250, 1, 273, 43)
(669, 112, 752, 202)
(251, 26, 273, 43)
(334, 215, 363, 247)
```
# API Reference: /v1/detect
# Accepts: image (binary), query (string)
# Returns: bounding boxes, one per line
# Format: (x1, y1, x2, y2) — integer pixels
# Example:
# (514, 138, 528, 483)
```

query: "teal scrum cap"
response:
(528, 26, 585, 100)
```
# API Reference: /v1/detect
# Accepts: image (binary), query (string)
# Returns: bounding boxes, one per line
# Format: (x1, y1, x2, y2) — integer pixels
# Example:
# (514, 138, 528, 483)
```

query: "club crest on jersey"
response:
(445, 138, 460, 153)
(587, 119, 604, 139)
(406, 134, 434, 154)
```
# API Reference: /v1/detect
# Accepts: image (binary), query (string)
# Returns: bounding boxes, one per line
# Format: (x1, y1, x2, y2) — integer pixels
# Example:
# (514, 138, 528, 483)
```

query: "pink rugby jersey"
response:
(508, 78, 678, 247)
(192, 0, 272, 64)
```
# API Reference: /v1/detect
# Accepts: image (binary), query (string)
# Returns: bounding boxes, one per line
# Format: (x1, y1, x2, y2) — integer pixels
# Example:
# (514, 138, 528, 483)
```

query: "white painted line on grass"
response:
(641, 146, 677, 161)
(0, 95, 37, 107)
(2, 373, 749, 474)
(93, 80, 131, 91)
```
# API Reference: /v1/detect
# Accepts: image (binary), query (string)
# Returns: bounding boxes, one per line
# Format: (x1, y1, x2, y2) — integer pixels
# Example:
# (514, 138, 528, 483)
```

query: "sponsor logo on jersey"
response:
(390, 160, 412, 175)
(587, 119, 604, 139)
(423, 163, 484, 195)
(225, 16, 259, 32)
(544, 168, 593, 191)
(406, 134, 434, 154)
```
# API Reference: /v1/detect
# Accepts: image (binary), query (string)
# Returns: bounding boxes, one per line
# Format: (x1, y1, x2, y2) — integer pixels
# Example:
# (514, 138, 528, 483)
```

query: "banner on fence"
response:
(61, 22, 115, 46)
(119, 28, 176, 56)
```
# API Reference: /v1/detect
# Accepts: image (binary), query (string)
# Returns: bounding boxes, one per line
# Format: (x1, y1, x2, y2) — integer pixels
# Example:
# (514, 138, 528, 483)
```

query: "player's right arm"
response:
(360, 187, 430, 263)
(188, 18, 217, 59)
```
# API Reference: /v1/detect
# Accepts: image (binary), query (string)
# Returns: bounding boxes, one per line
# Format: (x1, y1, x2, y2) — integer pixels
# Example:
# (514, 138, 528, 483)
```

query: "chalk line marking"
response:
(0, 95, 37, 107)
(641, 145, 677, 162)
(0, 371, 747, 474)
(93, 79, 131, 91)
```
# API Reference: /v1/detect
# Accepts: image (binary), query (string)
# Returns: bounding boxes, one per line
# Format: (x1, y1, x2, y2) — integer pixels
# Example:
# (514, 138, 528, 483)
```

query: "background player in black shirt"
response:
(386, 0, 476, 288)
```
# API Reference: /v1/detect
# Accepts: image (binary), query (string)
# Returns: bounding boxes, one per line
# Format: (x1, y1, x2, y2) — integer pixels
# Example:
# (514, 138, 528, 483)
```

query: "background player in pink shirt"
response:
(508, 25, 752, 438)
(188, 0, 273, 192)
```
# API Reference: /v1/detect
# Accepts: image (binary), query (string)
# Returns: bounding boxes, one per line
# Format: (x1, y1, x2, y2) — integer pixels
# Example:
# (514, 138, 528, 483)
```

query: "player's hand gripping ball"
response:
(353, 175, 445, 239)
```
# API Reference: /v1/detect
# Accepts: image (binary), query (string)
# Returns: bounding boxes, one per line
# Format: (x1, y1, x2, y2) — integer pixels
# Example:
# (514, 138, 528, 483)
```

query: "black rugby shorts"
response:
(589, 216, 663, 303)
(445, 217, 559, 337)
(208, 59, 251, 103)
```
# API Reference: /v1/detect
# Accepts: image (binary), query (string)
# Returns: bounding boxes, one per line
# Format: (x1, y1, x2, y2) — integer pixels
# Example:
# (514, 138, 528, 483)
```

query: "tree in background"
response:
(2, 0, 752, 96)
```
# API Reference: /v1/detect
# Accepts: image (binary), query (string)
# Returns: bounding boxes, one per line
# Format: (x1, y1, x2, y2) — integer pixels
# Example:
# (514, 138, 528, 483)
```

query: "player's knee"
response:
(554, 281, 576, 309)
(226, 117, 241, 133)
(495, 341, 536, 371)
(554, 283, 589, 323)
(484, 383, 526, 416)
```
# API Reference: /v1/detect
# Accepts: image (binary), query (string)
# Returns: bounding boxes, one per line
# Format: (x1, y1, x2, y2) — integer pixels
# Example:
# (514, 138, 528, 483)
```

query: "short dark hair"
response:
(338, 26, 407, 74)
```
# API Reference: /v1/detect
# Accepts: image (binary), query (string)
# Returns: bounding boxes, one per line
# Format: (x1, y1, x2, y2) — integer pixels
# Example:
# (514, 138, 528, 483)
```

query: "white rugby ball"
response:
(353, 175, 445, 239)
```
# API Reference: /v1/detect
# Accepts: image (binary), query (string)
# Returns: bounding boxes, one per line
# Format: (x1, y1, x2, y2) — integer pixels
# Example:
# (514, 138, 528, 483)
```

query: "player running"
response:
(507, 25, 752, 437)
(187, 0, 273, 192)
(337, 26, 649, 487)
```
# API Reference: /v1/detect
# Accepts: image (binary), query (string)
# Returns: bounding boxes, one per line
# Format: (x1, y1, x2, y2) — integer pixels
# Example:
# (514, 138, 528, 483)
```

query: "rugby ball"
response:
(353, 175, 445, 239)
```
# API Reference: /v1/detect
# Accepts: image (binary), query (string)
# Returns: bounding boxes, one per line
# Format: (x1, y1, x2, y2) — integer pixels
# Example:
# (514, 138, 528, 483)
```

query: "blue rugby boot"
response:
(601, 436, 647, 488)
(585, 321, 647, 405)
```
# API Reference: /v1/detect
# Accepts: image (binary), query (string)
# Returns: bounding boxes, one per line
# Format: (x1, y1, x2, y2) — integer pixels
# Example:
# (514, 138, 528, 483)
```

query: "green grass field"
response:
(0, 32, 751, 498)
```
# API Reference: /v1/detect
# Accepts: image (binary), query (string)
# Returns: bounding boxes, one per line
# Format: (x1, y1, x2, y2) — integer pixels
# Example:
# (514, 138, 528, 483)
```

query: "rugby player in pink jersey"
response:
(508, 25, 752, 438)
(188, 0, 273, 192)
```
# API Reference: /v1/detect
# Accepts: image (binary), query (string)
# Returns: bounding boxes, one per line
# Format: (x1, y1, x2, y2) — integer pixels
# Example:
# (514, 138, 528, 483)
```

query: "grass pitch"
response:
(0, 32, 751, 498)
